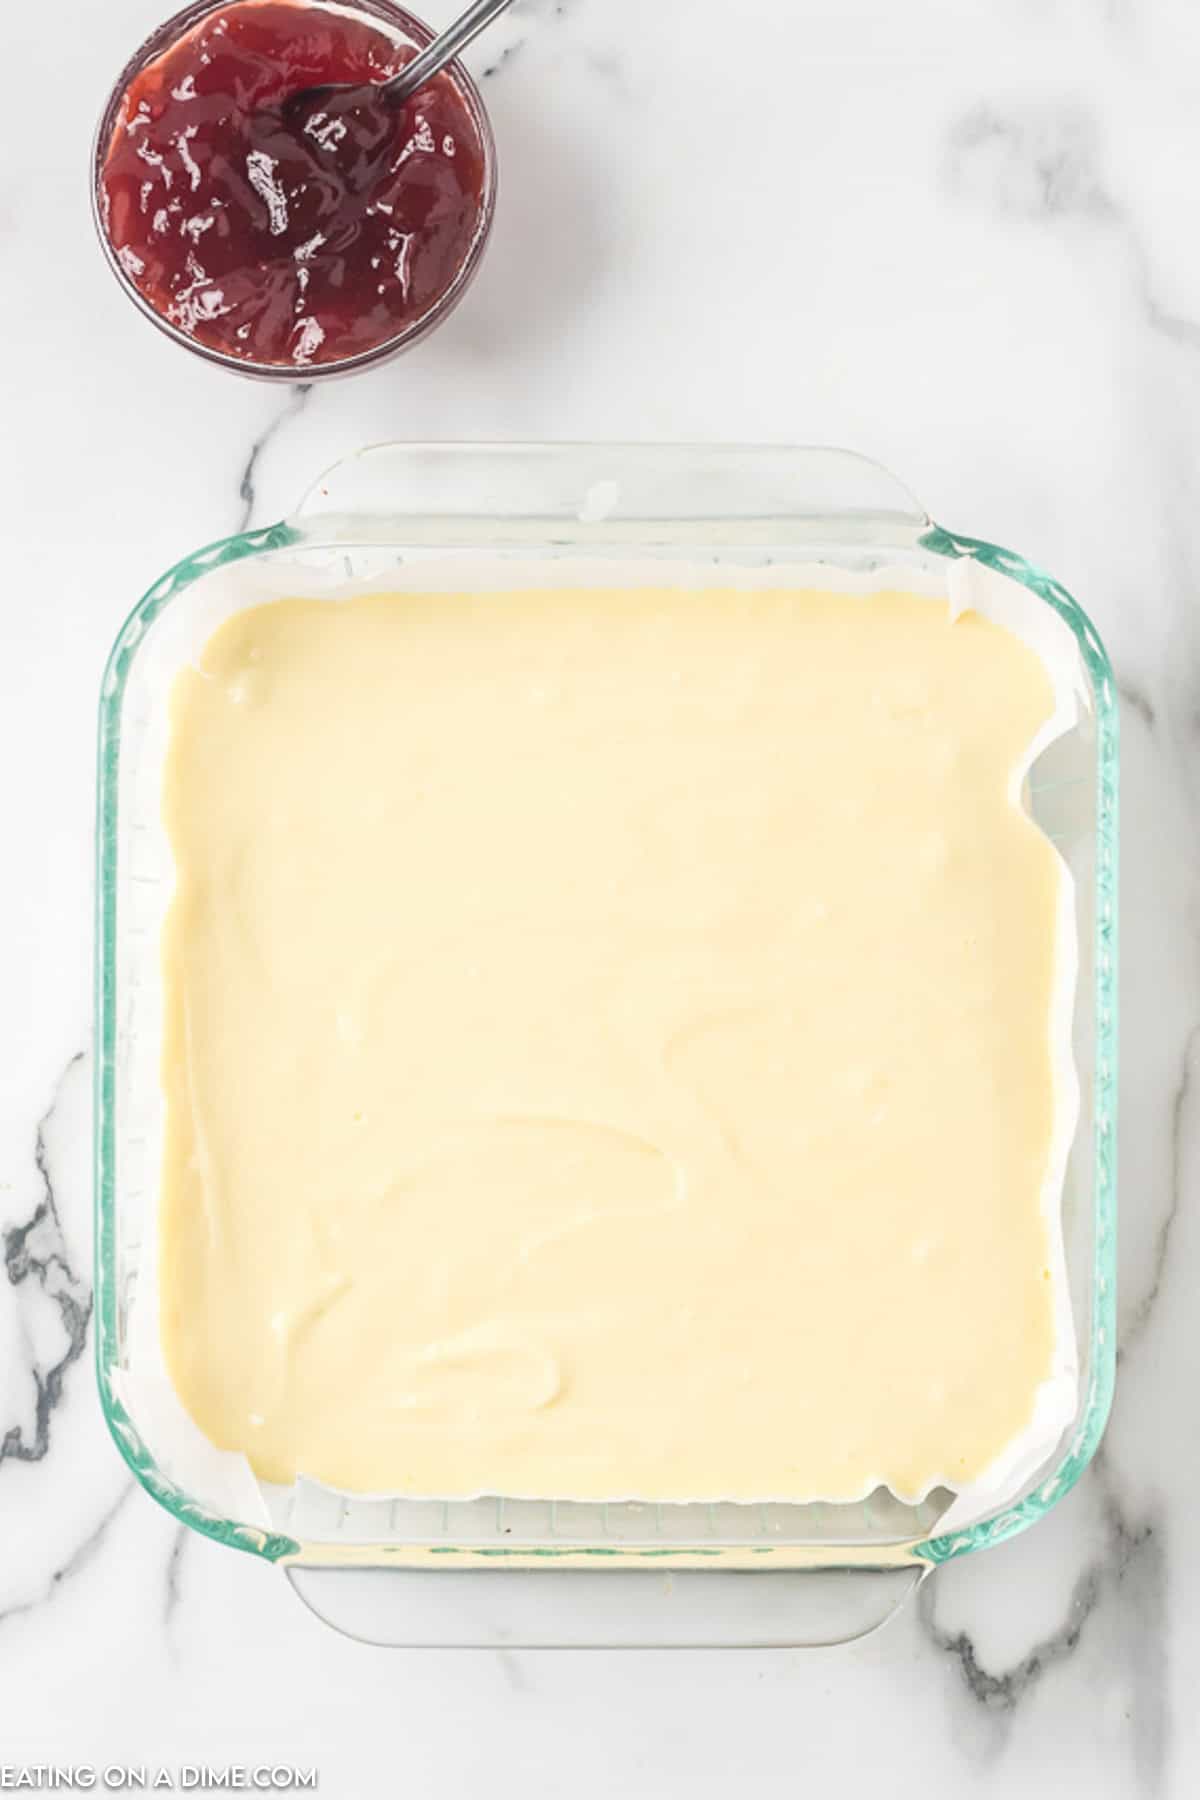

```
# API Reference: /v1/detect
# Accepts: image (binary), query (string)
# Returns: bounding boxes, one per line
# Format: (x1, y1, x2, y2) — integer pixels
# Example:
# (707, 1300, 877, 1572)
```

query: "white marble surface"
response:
(2, 0, 1194, 1791)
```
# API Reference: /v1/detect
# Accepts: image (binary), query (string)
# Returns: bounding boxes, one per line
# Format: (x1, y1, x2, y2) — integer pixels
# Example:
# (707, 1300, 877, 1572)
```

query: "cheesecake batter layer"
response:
(159, 586, 1066, 1500)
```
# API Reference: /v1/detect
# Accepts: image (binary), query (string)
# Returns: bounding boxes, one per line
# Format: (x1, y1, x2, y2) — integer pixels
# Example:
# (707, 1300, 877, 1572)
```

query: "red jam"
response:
(99, 1, 490, 369)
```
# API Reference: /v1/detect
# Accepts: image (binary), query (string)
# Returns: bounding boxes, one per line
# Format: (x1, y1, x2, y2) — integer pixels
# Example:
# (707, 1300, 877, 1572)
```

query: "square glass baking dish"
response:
(94, 443, 1117, 1646)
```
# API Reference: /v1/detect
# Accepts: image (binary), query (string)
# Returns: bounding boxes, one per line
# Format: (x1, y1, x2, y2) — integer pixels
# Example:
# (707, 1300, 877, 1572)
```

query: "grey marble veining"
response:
(918, 1448, 1167, 1785)
(1, 1483, 137, 1633)
(2, 1053, 90, 1472)
(3, 0, 1198, 1793)
(1120, 1021, 1196, 1358)
(236, 385, 313, 533)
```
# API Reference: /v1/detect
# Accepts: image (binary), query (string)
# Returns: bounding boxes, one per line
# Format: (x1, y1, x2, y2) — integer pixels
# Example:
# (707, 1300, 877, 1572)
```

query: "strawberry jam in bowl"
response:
(93, 0, 496, 377)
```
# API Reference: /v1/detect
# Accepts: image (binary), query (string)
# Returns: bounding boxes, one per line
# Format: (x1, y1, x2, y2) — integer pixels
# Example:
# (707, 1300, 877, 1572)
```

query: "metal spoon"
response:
(284, 0, 517, 129)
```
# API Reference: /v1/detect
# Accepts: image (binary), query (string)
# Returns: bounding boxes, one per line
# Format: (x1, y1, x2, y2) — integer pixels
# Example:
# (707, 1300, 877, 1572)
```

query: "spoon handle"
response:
(385, 0, 518, 105)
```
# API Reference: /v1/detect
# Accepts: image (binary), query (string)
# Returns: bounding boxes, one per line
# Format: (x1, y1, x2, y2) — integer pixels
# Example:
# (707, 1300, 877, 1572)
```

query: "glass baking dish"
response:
(94, 443, 1118, 1646)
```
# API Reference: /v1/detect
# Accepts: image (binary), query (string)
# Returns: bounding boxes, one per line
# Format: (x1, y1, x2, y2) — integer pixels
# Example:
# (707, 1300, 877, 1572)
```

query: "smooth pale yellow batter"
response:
(159, 586, 1064, 1501)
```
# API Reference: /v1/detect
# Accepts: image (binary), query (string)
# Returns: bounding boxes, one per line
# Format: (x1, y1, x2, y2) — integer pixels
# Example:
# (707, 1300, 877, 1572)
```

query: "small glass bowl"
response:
(91, 0, 497, 380)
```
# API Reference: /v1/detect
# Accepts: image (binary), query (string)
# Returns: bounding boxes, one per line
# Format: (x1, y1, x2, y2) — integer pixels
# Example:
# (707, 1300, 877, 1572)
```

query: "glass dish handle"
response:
(289, 441, 931, 539)
(285, 1562, 928, 1649)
